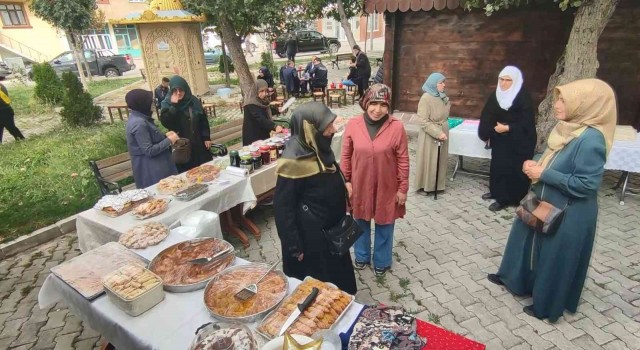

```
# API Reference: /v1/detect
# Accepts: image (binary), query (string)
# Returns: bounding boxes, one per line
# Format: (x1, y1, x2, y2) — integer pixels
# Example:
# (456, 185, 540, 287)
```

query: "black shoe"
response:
(354, 261, 369, 270)
(487, 273, 504, 286)
(489, 202, 506, 212)
(523, 305, 536, 317)
(374, 266, 390, 276)
(481, 192, 494, 200)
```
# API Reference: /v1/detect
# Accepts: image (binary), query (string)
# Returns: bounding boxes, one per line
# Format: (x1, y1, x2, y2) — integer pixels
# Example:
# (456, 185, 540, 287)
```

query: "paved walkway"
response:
(1, 131, 639, 348)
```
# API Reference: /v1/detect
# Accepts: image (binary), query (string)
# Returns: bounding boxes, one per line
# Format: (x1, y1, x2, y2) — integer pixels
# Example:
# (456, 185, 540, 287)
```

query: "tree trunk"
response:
(218, 17, 254, 99)
(67, 32, 89, 91)
(78, 35, 93, 81)
(337, 0, 357, 50)
(535, 0, 619, 151)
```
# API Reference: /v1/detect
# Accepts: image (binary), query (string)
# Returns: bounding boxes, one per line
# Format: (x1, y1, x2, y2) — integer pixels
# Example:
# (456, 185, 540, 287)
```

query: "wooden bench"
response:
(107, 105, 128, 123)
(211, 119, 244, 151)
(89, 152, 136, 196)
(330, 53, 354, 69)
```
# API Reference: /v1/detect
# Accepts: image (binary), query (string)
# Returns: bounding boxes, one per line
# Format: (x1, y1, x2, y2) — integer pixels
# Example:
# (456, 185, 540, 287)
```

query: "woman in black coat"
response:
(478, 66, 537, 211)
(274, 102, 357, 294)
(257, 67, 275, 88)
(160, 75, 213, 173)
(242, 79, 282, 145)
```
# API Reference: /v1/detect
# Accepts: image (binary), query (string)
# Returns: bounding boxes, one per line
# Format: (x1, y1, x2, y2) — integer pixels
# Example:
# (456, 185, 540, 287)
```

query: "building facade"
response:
(0, 0, 69, 62)
(315, 13, 384, 44)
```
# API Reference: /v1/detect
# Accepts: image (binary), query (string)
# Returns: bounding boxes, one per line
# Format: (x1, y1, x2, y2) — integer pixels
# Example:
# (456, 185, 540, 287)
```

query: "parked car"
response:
(203, 48, 232, 66)
(0, 61, 11, 80)
(46, 49, 135, 78)
(273, 30, 341, 58)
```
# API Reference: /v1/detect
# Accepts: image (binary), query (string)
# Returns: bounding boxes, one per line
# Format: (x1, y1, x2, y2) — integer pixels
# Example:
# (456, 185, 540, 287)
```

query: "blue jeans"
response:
(354, 219, 395, 269)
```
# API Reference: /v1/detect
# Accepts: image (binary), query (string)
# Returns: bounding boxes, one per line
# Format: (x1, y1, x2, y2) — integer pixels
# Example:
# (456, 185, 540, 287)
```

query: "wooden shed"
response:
(366, 0, 640, 126)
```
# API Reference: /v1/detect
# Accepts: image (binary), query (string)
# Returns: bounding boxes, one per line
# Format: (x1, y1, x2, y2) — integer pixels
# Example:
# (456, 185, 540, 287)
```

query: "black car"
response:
(47, 49, 135, 77)
(273, 30, 341, 58)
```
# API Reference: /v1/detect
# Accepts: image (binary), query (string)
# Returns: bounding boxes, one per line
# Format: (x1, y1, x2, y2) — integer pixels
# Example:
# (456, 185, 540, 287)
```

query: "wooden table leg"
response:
(231, 204, 261, 240)
(220, 210, 250, 248)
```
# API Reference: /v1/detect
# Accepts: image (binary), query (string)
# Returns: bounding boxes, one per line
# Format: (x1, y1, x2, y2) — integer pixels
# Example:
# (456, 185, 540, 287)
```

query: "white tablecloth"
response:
(605, 132, 640, 172)
(77, 170, 257, 252)
(449, 120, 492, 159)
(38, 232, 364, 350)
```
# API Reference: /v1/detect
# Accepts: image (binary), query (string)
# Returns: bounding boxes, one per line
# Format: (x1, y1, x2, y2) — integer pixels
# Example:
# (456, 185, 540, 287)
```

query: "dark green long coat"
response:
(497, 127, 606, 322)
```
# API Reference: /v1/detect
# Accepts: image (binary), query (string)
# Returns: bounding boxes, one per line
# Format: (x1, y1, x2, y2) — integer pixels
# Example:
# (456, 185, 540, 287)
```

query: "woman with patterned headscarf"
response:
(478, 66, 537, 211)
(488, 79, 617, 322)
(341, 84, 410, 277)
(414, 72, 451, 194)
(274, 102, 357, 294)
(160, 75, 212, 173)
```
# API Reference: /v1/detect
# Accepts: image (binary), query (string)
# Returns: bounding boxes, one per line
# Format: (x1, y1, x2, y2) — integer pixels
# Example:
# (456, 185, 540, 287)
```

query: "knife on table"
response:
(278, 287, 319, 336)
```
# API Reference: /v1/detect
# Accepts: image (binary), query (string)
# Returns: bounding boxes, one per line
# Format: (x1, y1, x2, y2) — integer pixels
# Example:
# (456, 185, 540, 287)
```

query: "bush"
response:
(218, 55, 235, 73)
(60, 71, 102, 126)
(32, 62, 64, 104)
(260, 51, 277, 76)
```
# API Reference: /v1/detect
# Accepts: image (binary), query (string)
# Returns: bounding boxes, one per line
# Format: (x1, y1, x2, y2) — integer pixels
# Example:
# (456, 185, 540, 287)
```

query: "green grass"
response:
(87, 78, 143, 97)
(209, 77, 240, 86)
(0, 123, 128, 242)
(8, 85, 56, 116)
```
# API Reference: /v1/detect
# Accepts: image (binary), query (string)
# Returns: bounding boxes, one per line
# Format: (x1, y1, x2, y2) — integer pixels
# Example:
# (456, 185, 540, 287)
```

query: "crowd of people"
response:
(121, 53, 617, 324)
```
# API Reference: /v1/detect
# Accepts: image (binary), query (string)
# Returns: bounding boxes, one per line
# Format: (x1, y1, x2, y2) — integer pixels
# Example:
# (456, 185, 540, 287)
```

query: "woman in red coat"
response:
(341, 84, 410, 276)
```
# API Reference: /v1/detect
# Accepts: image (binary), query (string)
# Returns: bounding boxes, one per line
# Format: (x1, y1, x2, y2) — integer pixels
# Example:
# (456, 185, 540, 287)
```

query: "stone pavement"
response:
(1, 131, 639, 349)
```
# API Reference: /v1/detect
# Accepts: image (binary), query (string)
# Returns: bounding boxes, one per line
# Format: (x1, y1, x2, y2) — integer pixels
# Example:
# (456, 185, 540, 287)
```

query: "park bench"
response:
(330, 53, 354, 69)
(211, 118, 244, 151)
(89, 152, 135, 196)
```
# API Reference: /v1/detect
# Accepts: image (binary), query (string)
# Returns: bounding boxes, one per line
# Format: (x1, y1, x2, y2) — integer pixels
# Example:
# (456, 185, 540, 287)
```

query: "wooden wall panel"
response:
(390, 9, 572, 118)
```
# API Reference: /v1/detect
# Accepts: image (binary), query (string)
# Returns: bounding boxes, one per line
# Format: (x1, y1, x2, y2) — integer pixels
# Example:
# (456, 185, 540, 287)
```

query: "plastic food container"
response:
(217, 88, 232, 99)
(189, 322, 259, 350)
(103, 264, 165, 317)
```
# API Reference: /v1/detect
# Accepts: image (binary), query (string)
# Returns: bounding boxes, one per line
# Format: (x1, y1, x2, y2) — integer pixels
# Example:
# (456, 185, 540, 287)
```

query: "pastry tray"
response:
(50, 242, 149, 300)
(132, 199, 170, 220)
(96, 197, 151, 218)
(255, 276, 355, 340)
(173, 183, 209, 202)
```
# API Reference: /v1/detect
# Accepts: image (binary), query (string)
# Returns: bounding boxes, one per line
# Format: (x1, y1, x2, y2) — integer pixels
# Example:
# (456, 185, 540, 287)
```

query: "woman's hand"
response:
(166, 131, 178, 144)
(297, 253, 304, 262)
(204, 141, 211, 150)
(437, 132, 448, 141)
(522, 160, 537, 172)
(170, 91, 180, 104)
(345, 182, 352, 199)
(524, 165, 543, 181)
(396, 191, 407, 206)
(494, 122, 509, 133)
(275, 125, 284, 133)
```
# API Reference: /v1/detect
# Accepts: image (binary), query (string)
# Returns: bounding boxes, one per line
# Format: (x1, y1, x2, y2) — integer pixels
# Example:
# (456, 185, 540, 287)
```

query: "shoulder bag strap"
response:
(187, 107, 195, 139)
(333, 162, 353, 213)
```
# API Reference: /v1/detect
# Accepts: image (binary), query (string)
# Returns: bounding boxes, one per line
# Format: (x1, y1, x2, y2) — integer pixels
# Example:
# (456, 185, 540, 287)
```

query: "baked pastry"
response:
(186, 164, 221, 183)
(103, 263, 161, 300)
(132, 199, 169, 220)
(157, 175, 189, 194)
(191, 326, 257, 350)
(258, 277, 353, 338)
(93, 189, 152, 217)
(204, 264, 287, 318)
(118, 222, 169, 249)
(50, 242, 147, 299)
(149, 238, 234, 286)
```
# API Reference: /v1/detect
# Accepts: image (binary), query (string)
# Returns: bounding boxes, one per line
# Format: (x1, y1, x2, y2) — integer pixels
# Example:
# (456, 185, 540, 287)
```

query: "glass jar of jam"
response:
(268, 143, 277, 162)
(275, 142, 285, 158)
(251, 151, 262, 170)
(259, 145, 271, 165)
(240, 155, 253, 173)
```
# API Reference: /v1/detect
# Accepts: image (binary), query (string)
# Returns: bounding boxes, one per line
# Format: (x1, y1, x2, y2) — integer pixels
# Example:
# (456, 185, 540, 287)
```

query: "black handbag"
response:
(171, 107, 194, 164)
(210, 144, 228, 157)
(301, 163, 363, 256)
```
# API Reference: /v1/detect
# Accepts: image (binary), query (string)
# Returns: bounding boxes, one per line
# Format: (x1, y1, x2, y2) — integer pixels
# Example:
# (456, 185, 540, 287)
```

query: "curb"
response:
(93, 78, 146, 103)
(0, 215, 77, 259)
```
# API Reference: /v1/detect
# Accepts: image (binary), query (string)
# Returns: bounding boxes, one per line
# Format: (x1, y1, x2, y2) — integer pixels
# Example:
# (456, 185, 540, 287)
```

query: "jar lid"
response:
(240, 155, 252, 160)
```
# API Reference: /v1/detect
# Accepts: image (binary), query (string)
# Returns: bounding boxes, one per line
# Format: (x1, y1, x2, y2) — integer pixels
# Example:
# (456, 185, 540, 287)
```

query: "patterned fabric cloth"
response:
(348, 305, 426, 350)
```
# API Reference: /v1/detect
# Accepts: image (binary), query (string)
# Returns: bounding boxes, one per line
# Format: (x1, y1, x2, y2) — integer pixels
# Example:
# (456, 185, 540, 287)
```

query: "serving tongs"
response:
(234, 261, 279, 301)
(187, 247, 232, 264)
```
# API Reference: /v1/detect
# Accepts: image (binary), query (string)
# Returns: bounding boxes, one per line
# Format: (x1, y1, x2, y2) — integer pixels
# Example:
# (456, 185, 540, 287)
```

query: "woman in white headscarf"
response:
(478, 66, 537, 211)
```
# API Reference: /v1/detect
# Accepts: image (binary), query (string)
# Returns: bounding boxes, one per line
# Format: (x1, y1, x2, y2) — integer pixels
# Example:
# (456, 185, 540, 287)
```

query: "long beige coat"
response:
(414, 93, 451, 192)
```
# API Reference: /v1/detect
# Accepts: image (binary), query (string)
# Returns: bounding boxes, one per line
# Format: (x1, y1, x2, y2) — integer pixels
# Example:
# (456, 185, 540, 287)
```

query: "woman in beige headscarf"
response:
(487, 79, 617, 323)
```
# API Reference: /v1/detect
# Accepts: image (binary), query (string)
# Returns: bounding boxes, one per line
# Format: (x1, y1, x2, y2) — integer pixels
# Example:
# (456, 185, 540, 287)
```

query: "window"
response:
(0, 3, 29, 27)
(298, 32, 310, 40)
(309, 31, 323, 39)
(84, 50, 97, 61)
(55, 52, 74, 63)
(370, 14, 379, 32)
(325, 19, 333, 31)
